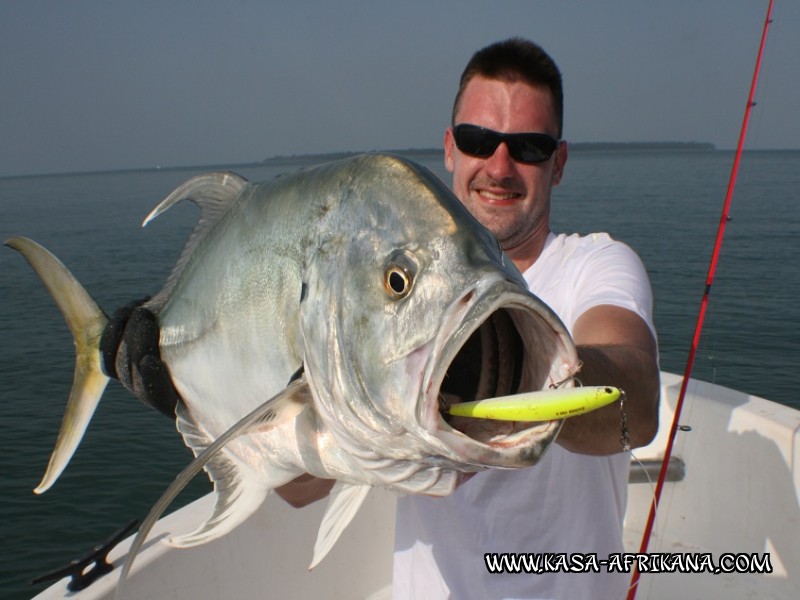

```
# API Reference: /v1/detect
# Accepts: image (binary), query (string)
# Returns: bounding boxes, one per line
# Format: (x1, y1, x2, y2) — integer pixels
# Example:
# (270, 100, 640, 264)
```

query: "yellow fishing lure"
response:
(447, 386, 621, 422)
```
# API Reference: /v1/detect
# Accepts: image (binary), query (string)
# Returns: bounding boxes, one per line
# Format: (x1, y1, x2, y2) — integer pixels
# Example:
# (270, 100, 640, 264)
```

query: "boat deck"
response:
(34, 372, 800, 599)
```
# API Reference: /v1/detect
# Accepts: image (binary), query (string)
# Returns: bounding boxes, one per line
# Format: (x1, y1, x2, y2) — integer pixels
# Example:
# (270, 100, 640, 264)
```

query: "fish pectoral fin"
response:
(119, 380, 310, 588)
(309, 482, 371, 570)
(5, 237, 110, 494)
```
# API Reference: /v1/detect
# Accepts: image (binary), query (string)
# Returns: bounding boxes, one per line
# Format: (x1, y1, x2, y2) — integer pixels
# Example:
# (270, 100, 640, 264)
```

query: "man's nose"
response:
(484, 141, 518, 180)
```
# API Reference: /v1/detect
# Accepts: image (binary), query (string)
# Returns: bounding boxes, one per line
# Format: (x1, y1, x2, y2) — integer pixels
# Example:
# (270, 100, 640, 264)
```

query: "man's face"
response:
(444, 76, 567, 264)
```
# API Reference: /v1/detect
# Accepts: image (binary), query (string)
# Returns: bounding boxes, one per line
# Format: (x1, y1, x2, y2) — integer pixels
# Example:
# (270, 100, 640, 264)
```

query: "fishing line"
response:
(635, 451, 656, 488)
(629, 449, 658, 502)
(625, 450, 657, 599)
(626, 1, 776, 598)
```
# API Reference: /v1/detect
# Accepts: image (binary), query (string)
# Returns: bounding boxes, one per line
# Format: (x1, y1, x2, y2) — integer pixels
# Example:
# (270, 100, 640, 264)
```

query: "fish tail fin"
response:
(5, 236, 110, 493)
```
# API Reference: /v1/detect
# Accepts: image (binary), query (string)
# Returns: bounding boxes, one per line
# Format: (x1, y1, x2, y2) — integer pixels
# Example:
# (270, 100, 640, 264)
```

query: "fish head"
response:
(300, 154, 578, 473)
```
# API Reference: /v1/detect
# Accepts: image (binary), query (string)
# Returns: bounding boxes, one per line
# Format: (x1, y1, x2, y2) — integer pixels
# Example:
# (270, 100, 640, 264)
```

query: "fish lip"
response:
(420, 276, 578, 468)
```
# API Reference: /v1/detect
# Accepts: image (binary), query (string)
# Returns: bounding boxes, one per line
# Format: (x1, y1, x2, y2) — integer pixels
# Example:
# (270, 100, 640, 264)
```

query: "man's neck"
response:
(504, 228, 550, 274)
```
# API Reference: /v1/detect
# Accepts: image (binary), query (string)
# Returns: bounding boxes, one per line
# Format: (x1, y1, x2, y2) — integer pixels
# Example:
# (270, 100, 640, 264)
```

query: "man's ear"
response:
(552, 140, 568, 186)
(444, 127, 456, 173)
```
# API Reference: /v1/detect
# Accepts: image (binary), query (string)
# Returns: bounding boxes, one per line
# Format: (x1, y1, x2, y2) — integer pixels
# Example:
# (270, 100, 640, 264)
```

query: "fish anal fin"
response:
(166, 450, 270, 547)
(170, 380, 312, 547)
(119, 379, 311, 588)
(309, 482, 371, 570)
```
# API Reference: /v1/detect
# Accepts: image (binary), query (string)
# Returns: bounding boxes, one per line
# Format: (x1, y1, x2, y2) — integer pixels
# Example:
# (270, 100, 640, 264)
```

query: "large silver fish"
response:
(7, 153, 578, 569)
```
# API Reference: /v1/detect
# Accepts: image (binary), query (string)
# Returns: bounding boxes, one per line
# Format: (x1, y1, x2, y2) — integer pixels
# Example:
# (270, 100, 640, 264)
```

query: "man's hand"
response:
(100, 298, 181, 418)
(275, 474, 335, 508)
(556, 304, 660, 455)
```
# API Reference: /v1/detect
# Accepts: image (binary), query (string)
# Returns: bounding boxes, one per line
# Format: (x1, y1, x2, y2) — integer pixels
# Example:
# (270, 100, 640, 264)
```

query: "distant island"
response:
(262, 148, 443, 165)
(568, 141, 715, 152)
(262, 142, 715, 164)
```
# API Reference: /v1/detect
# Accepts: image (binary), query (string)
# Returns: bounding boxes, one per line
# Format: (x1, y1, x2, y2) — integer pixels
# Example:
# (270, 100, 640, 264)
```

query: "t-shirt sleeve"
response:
(572, 238, 656, 337)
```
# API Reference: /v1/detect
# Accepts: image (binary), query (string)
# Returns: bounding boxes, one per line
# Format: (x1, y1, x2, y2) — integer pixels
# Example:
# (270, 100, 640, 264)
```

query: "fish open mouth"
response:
(425, 282, 578, 468)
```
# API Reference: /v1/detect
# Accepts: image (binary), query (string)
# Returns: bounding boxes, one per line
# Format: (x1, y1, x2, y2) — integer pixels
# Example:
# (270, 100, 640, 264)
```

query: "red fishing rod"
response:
(627, 1, 776, 598)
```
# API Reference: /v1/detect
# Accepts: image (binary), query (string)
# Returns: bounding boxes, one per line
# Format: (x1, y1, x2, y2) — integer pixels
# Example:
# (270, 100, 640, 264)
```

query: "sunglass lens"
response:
(455, 125, 499, 157)
(514, 135, 557, 163)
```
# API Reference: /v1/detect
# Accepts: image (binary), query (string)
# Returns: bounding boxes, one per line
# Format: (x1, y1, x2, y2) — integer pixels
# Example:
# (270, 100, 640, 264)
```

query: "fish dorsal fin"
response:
(141, 172, 248, 309)
(142, 171, 247, 227)
(309, 482, 371, 570)
(118, 379, 310, 590)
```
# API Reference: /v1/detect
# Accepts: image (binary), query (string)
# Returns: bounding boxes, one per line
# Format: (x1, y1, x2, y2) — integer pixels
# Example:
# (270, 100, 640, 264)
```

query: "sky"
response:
(1, 0, 798, 177)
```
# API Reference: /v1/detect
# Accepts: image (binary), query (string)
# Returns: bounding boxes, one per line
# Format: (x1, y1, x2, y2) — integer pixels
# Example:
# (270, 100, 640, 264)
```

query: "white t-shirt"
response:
(393, 232, 655, 600)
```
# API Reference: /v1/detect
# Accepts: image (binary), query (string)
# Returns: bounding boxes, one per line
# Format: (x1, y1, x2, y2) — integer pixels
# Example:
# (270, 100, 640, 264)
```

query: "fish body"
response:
(7, 154, 579, 567)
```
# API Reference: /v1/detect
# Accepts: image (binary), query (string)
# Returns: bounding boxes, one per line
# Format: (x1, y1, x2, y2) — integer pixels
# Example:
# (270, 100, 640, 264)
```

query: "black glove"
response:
(100, 297, 180, 418)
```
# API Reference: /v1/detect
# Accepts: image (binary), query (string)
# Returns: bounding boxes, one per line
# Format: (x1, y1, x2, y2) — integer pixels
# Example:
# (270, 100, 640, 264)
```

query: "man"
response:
(389, 38, 659, 599)
(105, 37, 659, 599)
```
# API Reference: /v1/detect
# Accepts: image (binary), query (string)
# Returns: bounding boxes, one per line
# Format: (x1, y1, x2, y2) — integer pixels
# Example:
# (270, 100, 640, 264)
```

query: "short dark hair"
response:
(452, 38, 564, 138)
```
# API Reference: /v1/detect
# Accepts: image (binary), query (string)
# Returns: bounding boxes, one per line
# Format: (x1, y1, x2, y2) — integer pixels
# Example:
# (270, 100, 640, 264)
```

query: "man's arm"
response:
(556, 304, 660, 455)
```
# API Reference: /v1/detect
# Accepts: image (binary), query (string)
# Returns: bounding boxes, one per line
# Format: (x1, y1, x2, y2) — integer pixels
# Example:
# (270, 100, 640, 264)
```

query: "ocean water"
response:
(1, 149, 798, 599)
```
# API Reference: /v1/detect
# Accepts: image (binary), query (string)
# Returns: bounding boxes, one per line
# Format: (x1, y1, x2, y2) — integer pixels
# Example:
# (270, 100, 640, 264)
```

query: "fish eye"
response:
(385, 268, 410, 298)
(383, 251, 417, 300)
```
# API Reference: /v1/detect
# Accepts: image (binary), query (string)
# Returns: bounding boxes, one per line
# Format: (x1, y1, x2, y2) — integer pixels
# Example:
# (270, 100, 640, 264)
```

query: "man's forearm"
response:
(556, 344, 660, 455)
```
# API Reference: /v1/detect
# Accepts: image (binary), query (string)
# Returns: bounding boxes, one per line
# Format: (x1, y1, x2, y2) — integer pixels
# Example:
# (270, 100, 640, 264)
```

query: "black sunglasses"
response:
(452, 124, 559, 164)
